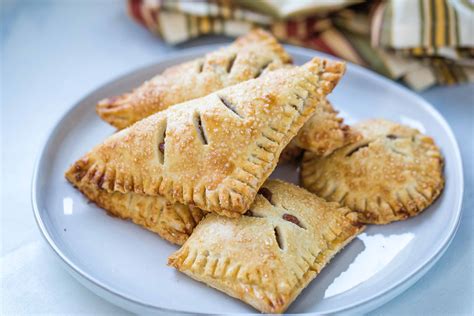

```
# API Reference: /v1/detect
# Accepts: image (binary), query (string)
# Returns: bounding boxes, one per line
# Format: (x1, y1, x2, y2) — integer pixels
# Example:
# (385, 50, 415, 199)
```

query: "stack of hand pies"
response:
(65, 29, 444, 314)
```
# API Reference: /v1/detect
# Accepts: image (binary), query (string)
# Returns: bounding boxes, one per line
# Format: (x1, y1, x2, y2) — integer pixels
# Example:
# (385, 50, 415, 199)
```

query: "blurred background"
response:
(125, 0, 474, 91)
(1, 0, 473, 315)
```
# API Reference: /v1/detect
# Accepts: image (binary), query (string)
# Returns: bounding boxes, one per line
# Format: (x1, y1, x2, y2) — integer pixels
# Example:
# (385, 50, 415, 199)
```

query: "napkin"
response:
(127, 0, 473, 91)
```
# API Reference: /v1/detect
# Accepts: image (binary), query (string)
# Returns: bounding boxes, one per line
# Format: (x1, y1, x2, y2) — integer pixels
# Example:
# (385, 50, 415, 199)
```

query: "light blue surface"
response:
(1, 1, 473, 315)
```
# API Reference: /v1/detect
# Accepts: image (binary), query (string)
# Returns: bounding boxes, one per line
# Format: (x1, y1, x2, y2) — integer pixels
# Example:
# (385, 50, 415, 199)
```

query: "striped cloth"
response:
(128, 0, 474, 90)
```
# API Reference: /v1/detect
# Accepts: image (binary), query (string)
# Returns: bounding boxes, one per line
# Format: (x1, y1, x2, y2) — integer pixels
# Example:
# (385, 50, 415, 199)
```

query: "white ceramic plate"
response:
(32, 45, 463, 314)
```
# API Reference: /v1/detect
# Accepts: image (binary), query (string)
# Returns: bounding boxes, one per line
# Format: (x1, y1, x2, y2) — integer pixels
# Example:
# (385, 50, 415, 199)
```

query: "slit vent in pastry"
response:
(67, 57, 346, 217)
(301, 119, 444, 224)
(96, 29, 293, 129)
(168, 180, 364, 313)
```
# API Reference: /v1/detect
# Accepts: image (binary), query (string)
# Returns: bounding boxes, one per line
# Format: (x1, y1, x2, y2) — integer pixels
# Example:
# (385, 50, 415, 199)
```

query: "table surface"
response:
(1, 1, 473, 315)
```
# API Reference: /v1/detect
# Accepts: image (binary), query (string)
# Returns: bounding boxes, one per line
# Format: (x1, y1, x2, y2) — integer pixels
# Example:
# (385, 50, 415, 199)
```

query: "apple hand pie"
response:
(96, 29, 292, 129)
(65, 175, 205, 245)
(301, 119, 444, 224)
(66, 58, 346, 217)
(168, 180, 364, 314)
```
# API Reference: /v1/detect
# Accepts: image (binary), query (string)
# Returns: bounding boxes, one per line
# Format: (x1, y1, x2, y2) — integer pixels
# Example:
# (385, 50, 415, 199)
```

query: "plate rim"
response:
(31, 44, 464, 314)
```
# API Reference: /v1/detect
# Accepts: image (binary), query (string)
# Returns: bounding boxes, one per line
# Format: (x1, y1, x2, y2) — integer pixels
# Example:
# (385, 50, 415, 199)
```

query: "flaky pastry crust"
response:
(294, 99, 360, 156)
(66, 58, 346, 217)
(280, 99, 360, 162)
(301, 119, 444, 224)
(65, 174, 205, 245)
(168, 180, 364, 313)
(97, 29, 292, 129)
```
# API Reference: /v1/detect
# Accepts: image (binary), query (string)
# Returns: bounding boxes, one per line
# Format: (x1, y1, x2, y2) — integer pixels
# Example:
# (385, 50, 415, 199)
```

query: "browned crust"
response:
(293, 99, 361, 156)
(301, 119, 444, 224)
(65, 171, 205, 245)
(168, 179, 364, 313)
(67, 58, 346, 217)
(96, 29, 293, 129)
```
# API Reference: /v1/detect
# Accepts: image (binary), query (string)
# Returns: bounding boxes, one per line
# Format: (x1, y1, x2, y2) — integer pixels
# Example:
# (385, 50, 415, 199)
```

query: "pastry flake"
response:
(66, 58, 346, 217)
(168, 180, 364, 313)
(301, 119, 444, 224)
(65, 172, 205, 245)
(97, 29, 292, 129)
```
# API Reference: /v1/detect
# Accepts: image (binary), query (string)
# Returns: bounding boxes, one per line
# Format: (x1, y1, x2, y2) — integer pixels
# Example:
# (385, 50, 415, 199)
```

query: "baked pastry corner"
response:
(65, 168, 205, 245)
(294, 99, 361, 156)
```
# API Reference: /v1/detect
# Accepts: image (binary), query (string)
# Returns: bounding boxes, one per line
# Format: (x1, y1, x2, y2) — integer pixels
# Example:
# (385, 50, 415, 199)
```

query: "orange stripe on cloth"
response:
(435, 0, 447, 47)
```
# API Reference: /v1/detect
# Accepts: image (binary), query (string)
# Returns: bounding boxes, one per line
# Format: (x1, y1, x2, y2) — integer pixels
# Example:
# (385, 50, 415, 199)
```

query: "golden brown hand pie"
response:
(168, 180, 364, 314)
(66, 58, 346, 217)
(96, 29, 292, 129)
(65, 174, 205, 245)
(301, 119, 444, 224)
(97, 26, 350, 160)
